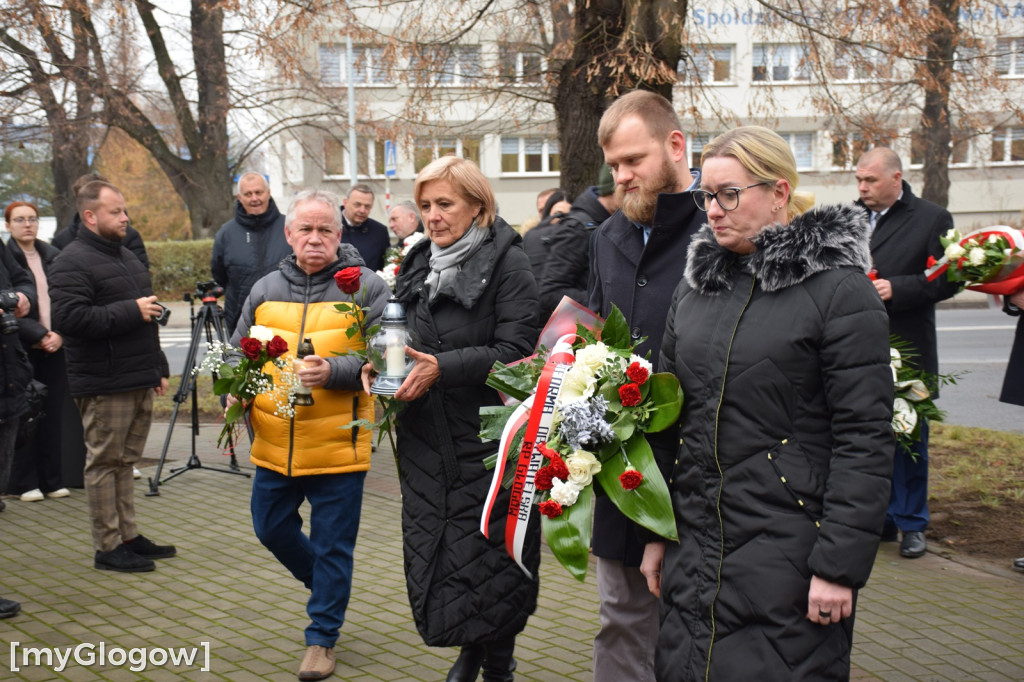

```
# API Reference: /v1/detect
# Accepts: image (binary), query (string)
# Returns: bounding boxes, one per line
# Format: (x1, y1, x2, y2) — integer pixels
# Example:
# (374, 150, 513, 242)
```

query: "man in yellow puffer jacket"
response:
(231, 189, 391, 681)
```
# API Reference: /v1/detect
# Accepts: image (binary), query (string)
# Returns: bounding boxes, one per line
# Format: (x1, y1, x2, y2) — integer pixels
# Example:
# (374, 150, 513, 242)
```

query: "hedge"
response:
(147, 239, 215, 299)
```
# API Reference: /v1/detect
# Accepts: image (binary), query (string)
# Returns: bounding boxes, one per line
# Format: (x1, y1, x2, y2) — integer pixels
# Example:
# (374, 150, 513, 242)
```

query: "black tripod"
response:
(146, 283, 251, 496)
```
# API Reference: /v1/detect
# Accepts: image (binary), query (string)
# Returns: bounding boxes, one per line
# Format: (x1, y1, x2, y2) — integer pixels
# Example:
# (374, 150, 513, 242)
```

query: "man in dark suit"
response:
(340, 184, 389, 272)
(854, 147, 959, 559)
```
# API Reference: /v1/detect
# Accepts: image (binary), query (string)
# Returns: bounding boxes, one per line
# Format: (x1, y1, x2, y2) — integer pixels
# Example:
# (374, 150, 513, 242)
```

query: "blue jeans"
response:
(887, 420, 929, 532)
(251, 467, 366, 647)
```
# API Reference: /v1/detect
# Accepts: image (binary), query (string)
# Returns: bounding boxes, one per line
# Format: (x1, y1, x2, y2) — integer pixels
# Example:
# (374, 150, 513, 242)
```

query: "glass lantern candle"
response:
(368, 297, 414, 395)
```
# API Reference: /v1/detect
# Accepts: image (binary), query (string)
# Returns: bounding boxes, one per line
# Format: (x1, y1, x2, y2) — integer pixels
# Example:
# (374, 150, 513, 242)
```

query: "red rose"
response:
(535, 466, 555, 490)
(334, 266, 362, 294)
(266, 336, 288, 359)
(626, 362, 649, 385)
(618, 383, 642, 407)
(619, 467, 644, 491)
(240, 337, 263, 360)
(538, 499, 563, 519)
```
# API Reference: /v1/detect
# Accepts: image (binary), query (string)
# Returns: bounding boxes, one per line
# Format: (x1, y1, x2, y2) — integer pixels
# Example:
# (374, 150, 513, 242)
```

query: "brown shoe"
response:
(298, 645, 335, 681)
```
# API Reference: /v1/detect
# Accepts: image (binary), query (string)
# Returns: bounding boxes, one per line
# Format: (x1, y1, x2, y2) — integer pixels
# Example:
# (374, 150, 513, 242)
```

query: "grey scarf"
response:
(425, 223, 490, 302)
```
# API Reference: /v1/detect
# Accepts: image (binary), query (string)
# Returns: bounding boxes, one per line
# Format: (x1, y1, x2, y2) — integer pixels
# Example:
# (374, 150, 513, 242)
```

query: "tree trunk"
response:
(920, 0, 956, 208)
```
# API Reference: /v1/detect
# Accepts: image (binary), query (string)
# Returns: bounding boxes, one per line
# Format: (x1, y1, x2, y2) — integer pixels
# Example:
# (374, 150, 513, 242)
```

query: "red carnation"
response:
(240, 337, 263, 361)
(619, 467, 644, 491)
(537, 442, 557, 460)
(618, 383, 642, 407)
(334, 266, 362, 294)
(926, 255, 937, 268)
(266, 336, 288, 359)
(535, 466, 555, 490)
(626, 362, 649, 385)
(548, 455, 569, 481)
(538, 499, 563, 519)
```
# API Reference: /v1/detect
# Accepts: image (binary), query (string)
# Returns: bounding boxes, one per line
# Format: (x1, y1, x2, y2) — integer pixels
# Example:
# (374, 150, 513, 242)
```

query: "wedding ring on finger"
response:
(819, 609, 832, 619)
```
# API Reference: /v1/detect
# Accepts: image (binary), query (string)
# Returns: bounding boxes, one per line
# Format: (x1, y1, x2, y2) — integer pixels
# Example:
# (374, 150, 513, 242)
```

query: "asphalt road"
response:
(159, 303, 1023, 433)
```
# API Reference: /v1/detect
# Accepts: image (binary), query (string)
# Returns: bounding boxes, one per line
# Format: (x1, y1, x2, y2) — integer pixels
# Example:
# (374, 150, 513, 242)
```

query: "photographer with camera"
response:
(49, 180, 176, 574)
(0, 235, 36, 618)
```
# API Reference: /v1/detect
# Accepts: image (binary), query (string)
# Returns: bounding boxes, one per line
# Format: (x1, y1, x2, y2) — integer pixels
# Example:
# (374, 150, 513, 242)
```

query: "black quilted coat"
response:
(656, 204, 895, 681)
(393, 218, 541, 646)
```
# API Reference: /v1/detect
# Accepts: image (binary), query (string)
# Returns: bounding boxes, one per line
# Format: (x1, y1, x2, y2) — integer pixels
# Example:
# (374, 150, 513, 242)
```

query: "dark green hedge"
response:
(147, 239, 214, 299)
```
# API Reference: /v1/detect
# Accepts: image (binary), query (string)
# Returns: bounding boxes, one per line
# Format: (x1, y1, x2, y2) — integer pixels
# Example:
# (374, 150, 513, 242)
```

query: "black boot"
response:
(446, 644, 484, 682)
(481, 636, 517, 682)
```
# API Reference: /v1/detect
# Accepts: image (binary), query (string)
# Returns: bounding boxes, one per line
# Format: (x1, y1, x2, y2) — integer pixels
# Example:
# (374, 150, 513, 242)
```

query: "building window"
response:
(679, 45, 733, 83)
(689, 134, 712, 168)
(413, 138, 481, 172)
(318, 44, 390, 85)
(498, 44, 545, 84)
(323, 137, 387, 177)
(954, 45, 982, 77)
(991, 127, 1024, 163)
(833, 44, 891, 81)
(500, 137, 559, 174)
(414, 45, 481, 85)
(752, 44, 810, 82)
(780, 132, 814, 169)
(996, 37, 1024, 76)
(910, 129, 971, 166)
(831, 132, 872, 169)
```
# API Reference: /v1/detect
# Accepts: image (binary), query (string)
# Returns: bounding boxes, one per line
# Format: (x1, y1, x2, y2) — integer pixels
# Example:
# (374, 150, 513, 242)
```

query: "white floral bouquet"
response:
(480, 304, 682, 580)
(377, 232, 427, 290)
(925, 226, 1024, 295)
(889, 337, 955, 454)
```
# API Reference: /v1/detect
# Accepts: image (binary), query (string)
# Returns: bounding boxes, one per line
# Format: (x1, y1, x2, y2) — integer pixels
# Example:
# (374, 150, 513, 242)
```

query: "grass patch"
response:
(153, 374, 222, 422)
(929, 423, 1024, 507)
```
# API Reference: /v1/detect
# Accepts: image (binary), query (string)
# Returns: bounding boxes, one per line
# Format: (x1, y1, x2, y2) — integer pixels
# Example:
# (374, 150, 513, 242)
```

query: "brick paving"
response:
(1, 420, 1022, 681)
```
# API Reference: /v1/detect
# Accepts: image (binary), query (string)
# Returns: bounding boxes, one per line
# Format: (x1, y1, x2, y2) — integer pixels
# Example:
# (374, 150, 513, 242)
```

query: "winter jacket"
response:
(587, 185, 704, 566)
(232, 244, 391, 477)
(522, 214, 562, 288)
(656, 204, 894, 681)
(52, 213, 150, 270)
(211, 198, 291, 336)
(0, 241, 35, 422)
(49, 227, 168, 398)
(857, 180, 958, 385)
(341, 215, 390, 272)
(8, 239, 61, 347)
(537, 187, 613, 314)
(393, 218, 541, 646)
(1000, 297, 1024, 406)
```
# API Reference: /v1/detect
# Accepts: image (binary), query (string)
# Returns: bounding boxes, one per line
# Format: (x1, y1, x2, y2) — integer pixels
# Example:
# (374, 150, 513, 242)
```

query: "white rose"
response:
(988, 234, 1001, 245)
(574, 342, 610, 375)
(557, 366, 598, 405)
(944, 243, 966, 260)
(968, 247, 987, 266)
(549, 477, 582, 507)
(248, 325, 274, 343)
(565, 450, 602, 486)
(943, 228, 958, 242)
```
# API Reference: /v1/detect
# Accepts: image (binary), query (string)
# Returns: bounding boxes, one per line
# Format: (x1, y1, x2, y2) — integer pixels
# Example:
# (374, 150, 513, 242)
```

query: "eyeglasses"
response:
(692, 182, 771, 212)
(10, 216, 39, 225)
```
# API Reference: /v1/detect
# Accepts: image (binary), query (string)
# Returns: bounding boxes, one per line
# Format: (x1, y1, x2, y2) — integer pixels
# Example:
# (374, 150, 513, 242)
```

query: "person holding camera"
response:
(49, 180, 176, 573)
(0, 236, 36, 618)
(5, 201, 76, 502)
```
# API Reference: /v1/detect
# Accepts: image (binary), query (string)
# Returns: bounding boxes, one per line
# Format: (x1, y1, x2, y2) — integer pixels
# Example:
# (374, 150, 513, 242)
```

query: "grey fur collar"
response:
(684, 203, 872, 294)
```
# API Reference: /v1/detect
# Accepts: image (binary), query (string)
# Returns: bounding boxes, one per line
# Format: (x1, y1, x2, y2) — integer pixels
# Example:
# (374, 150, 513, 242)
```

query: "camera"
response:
(194, 280, 224, 299)
(154, 303, 171, 326)
(0, 290, 20, 335)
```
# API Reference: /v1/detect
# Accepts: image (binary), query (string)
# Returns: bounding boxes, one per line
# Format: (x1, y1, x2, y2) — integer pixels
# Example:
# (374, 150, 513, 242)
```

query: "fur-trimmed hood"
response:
(684, 203, 872, 294)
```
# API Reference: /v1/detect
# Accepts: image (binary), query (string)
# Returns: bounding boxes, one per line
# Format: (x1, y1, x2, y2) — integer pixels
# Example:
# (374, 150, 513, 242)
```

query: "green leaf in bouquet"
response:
(600, 304, 631, 348)
(485, 358, 542, 402)
(643, 373, 684, 433)
(609, 412, 636, 443)
(541, 483, 594, 581)
(479, 405, 520, 442)
(213, 375, 236, 395)
(224, 400, 245, 425)
(594, 435, 678, 541)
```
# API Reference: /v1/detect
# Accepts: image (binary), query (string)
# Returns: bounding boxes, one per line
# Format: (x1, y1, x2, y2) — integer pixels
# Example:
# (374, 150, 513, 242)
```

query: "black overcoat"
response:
(1000, 299, 1024, 406)
(656, 205, 894, 681)
(393, 219, 541, 646)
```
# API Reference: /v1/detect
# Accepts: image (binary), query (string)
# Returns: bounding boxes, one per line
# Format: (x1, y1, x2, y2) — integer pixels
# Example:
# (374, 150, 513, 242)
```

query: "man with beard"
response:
(587, 90, 705, 682)
(211, 172, 291, 335)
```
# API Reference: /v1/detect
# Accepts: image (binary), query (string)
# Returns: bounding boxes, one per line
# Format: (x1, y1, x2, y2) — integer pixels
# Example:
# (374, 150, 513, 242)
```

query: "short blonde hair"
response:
(701, 126, 814, 220)
(414, 156, 496, 227)
(598, 90, 684, 149)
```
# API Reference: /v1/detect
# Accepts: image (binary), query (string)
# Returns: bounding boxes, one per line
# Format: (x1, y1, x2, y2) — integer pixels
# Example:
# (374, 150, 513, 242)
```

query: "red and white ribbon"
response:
(481, 335, 575, 577)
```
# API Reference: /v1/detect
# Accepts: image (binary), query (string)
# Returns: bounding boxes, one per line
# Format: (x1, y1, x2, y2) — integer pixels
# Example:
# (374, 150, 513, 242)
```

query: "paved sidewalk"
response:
(1, 421, 1022, 680)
